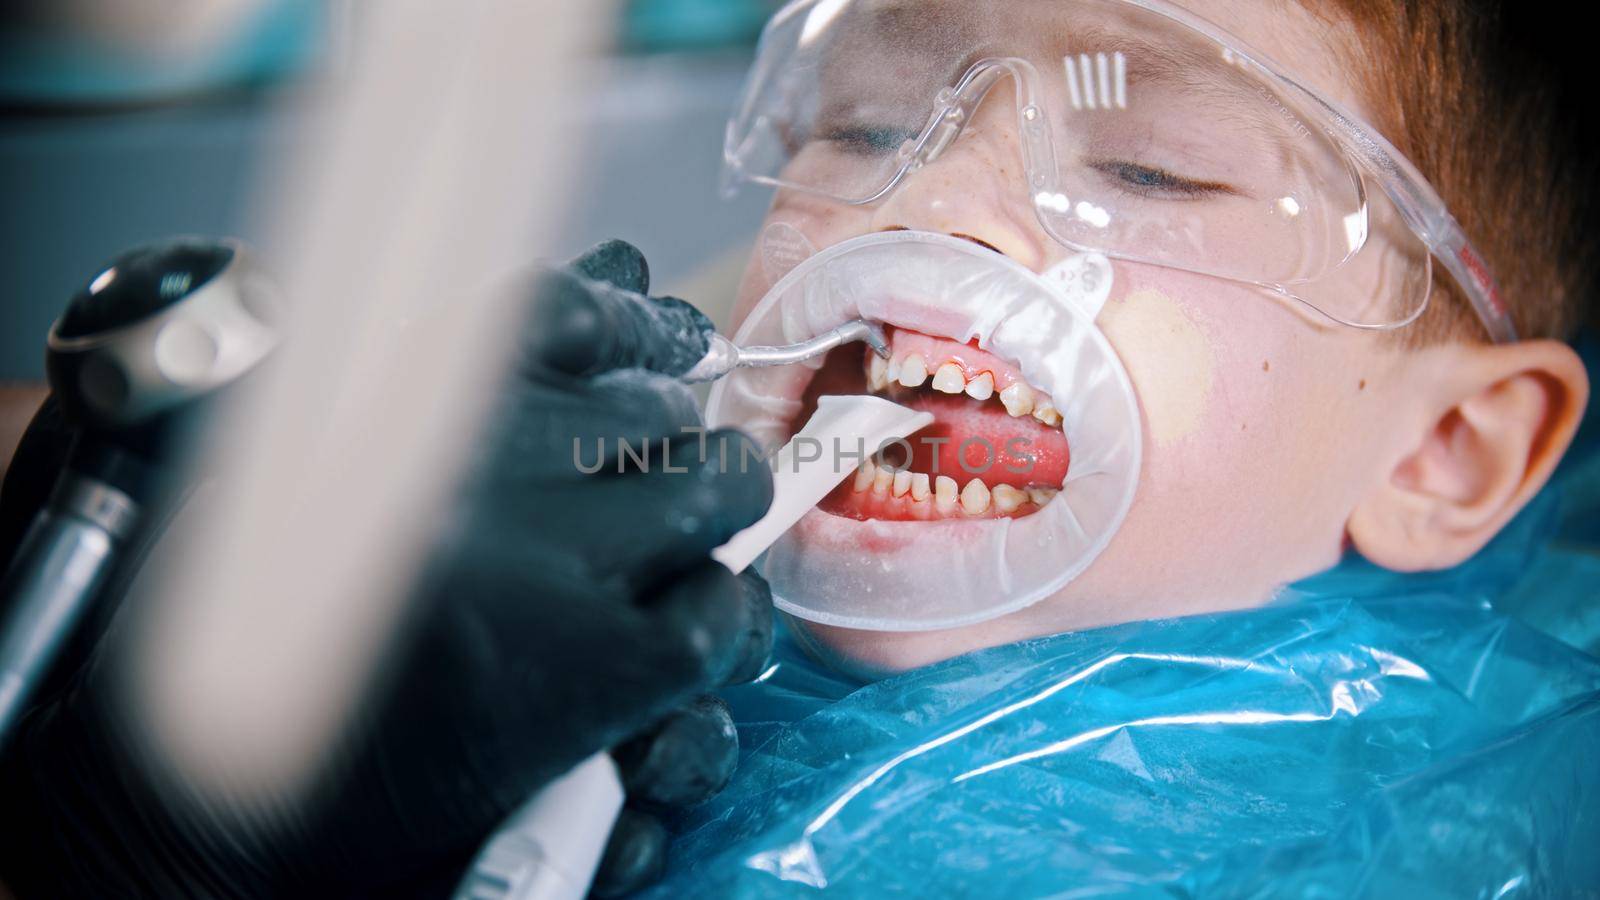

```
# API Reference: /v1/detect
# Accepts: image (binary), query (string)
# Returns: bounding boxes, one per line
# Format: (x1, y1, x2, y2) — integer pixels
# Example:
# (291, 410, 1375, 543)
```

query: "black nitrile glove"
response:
(0, 240, 774, 898)
(534, 237, 715, 378)
(591, 694, 750, 897)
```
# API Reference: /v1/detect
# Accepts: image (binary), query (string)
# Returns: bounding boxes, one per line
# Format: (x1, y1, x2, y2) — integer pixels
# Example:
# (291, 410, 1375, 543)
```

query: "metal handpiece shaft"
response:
(735, 319, 888, 368)
(682, 319, 887, 383)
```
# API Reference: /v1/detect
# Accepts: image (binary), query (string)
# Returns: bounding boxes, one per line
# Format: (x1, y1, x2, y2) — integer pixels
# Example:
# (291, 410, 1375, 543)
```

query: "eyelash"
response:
(803, 124, 1239, 201)
(1089, 160, 1236, 199)
(823, 125, 916, 156)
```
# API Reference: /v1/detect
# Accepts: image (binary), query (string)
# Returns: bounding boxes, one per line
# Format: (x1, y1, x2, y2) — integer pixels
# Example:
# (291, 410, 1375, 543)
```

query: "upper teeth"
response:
(999, 382, 1034, 417)
(867, 353, 889, 391)
(932, 363, 965, 393)
(897, 353, 928, 388)
(868, 350, 1061, 426)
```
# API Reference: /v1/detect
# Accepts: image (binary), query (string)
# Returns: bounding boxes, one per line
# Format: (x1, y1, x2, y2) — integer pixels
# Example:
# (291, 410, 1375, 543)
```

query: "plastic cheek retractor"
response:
(705, 230, 1142, 632)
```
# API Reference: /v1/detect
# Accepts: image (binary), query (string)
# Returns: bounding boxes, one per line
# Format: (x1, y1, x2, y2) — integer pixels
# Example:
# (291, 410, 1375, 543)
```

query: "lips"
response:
(702, 231, 1147, 630)
(786, 326, 1071, 522)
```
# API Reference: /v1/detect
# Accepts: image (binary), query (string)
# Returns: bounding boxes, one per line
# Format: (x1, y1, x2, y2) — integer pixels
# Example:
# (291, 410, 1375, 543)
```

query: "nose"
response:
(867, 78, 1048, 269)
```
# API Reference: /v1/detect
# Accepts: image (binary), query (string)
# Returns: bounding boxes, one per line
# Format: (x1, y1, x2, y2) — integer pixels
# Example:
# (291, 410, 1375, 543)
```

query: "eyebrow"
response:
(836, 4, 1249, 89)
(816, 0, 1273, 127)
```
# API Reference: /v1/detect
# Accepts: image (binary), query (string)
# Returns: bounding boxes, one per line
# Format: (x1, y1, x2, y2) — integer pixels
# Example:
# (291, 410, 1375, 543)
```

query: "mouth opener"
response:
(681, 318, 889, 383)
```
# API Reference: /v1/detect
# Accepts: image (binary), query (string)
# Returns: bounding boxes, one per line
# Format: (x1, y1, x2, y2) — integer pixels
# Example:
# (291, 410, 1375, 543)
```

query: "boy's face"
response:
(726, 0, 1466, 673)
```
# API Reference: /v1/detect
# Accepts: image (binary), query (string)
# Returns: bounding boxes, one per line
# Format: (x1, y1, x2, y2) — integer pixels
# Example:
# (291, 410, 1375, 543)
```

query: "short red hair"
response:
(1306, 0, 1598, 343)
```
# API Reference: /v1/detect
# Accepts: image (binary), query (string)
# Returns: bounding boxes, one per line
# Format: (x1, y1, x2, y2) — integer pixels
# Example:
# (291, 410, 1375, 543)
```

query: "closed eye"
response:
(1088, 159, 1239, 200)
(824, 124, 917, 157)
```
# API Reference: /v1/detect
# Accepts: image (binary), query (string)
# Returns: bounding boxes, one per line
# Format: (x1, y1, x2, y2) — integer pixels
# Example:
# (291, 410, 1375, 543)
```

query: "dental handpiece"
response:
(0, 238, 277, 747)
(681, 319, 889, 383)
(0, 474, 139, 741)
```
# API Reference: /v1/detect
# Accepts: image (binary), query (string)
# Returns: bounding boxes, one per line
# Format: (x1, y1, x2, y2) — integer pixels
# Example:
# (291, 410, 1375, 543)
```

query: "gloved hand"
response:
(0, 240, 774, 898)
(594, 695, 748, 897)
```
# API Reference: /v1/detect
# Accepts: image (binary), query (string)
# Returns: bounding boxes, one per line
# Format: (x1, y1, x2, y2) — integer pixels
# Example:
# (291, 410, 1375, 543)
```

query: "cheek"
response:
(1100, 286, 1218, 449)
(1099, 268, 1329, 460)
(1086, 270, 1357, 593)
(730, 200, 874, 328)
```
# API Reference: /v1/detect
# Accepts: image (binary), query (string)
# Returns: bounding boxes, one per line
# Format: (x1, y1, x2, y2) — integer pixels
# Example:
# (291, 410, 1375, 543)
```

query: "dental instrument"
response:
(0, 238, 278, 745)
(683, 318, 889, 383)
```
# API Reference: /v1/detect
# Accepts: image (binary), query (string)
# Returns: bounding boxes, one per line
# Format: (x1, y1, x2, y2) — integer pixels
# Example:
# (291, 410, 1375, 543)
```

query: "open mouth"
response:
(790, 325, 1071, 522)
(702, 230, 1142, 630)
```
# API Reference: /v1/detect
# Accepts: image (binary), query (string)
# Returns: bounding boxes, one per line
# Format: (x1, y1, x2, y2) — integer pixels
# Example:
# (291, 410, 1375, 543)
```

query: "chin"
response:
(786, 614, 992, 680)
(785, 600, 1058, 680)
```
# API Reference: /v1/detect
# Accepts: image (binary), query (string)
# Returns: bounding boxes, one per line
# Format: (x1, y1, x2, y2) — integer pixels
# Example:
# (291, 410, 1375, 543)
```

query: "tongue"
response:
(790, 344, 1071, 491)
(890, 389, 1070, 489)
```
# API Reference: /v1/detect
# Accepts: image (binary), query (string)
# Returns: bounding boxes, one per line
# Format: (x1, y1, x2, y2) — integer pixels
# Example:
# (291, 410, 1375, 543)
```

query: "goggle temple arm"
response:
(1306, 90, 1518, 343)
(1433, 227, 1518, 344)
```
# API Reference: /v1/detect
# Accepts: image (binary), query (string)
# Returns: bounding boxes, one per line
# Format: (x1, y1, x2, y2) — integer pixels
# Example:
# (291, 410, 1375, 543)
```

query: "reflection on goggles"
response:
(728, 0, 1516, 342)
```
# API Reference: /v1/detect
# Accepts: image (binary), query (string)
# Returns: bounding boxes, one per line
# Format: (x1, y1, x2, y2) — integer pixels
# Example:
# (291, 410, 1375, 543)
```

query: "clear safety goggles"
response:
(723, 0, 1516, 342)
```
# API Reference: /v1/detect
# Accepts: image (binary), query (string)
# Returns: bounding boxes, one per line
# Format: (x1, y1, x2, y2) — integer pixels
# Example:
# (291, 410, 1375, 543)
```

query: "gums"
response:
(787, 327, 1071, 522)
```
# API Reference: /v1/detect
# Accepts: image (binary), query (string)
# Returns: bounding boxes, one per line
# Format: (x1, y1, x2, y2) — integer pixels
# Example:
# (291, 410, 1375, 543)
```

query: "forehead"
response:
(807, 0, 1377, 122)
(1178, 0, 1374, 119)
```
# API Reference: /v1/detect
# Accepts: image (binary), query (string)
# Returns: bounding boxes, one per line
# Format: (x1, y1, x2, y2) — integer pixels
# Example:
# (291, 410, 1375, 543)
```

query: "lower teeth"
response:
(847, 458, 1057, 516)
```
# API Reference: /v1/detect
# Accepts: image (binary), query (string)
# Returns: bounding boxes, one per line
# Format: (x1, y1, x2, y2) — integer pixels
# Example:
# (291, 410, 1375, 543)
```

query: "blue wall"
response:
(0, 53, 770, 381)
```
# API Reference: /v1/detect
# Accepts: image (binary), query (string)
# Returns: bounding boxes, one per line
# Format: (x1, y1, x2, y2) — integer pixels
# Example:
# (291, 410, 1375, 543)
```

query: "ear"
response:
(1349, 339, 1589, 571)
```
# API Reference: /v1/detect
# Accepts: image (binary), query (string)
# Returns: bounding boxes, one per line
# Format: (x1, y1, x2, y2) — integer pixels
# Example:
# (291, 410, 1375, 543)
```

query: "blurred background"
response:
(0, 0, 781, 383)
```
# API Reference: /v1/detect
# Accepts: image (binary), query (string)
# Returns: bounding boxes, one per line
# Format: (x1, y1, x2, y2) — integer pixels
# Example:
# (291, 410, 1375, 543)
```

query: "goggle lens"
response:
(727, 0, 1435, 329)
